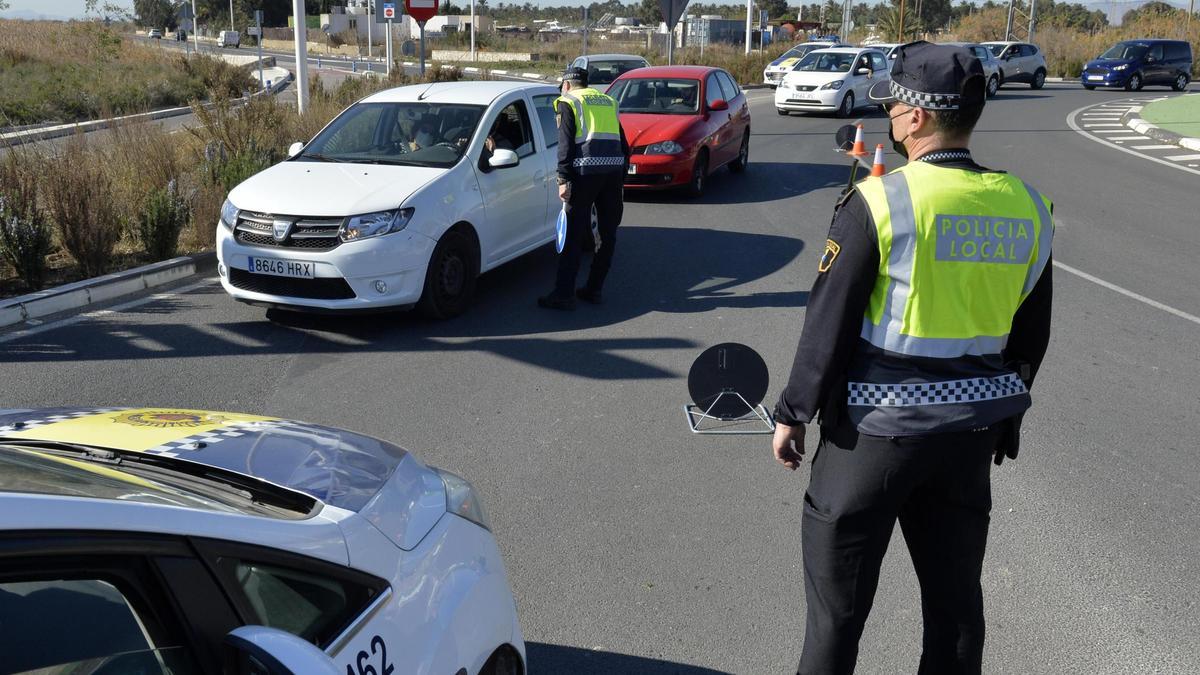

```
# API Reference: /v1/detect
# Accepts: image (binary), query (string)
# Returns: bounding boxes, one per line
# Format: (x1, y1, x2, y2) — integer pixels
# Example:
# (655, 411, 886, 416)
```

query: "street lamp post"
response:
(293, 0, 309, 114)
(229, 0, 234, 31)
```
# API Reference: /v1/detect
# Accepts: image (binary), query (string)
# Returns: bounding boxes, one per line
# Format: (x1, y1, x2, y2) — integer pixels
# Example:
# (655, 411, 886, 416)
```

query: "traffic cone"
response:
(847, 124, 867, 157)
(870, 144, 886, 177)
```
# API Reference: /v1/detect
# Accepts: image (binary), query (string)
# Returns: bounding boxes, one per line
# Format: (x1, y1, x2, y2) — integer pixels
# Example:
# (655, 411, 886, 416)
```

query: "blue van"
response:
(1082, 39, 1193, 91)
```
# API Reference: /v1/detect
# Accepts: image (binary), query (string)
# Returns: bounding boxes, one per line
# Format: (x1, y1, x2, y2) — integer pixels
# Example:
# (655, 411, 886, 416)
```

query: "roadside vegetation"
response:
(0, 19, 253, 127)
(0, 67, 460, 299)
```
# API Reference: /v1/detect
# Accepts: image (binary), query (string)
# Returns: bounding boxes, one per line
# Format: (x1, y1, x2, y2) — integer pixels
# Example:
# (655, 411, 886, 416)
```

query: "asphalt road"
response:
(3, 81, 1199, 674)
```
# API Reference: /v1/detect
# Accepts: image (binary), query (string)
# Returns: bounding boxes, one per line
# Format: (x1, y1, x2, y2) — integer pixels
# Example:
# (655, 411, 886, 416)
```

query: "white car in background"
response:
(775, 47, 891, 117)
(944, 41, 1004, 97)
(762, 40, 849, 87)
(0, 407, 525, 675)
(218, 81, 563, 318)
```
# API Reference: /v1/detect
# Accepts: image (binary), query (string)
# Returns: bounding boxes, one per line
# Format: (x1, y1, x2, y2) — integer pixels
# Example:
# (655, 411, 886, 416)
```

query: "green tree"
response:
(762, 0, 791, 21)
(637, 0, 662, 25)
(1122, 0, 1177, 24)
(134, 0, 178, 29)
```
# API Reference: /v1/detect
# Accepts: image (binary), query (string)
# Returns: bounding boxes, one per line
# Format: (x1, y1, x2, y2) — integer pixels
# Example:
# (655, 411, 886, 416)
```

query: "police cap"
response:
(868, 41, 986, 110)
(561, 66, 589, 87)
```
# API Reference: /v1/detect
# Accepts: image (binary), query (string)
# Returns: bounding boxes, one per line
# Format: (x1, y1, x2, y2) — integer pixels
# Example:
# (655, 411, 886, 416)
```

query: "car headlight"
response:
(434, 468, 489, 531)
(1112, 64, 1128, 71)
(220, 199, 239, 230)
(645, 140, 684, 155)
(338, 207, 414, 242)
(821, 80, 844, 90)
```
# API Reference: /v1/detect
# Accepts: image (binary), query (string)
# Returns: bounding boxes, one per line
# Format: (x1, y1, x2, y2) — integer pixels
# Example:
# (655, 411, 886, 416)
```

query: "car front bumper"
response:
(623, 152, 696, 190)
(775, 86, 842, 112)
(1082, 70, 1129, 87)
(763, 70, 787, 86)
(216, 223, 436, 311)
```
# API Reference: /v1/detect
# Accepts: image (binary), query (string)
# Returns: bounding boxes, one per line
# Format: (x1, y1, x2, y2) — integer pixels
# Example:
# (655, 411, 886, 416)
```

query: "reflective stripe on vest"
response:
(557, 88, 624, 176)
(846, 162, 1053, 434)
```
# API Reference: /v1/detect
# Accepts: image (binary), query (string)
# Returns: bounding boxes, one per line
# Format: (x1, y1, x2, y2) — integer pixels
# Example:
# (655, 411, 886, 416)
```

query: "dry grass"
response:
(0, 19, 253, 126)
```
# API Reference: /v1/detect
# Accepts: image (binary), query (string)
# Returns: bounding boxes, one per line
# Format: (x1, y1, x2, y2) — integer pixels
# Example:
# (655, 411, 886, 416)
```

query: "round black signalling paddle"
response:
(687, 343, 770, 420)
(835, 124, 857, 151)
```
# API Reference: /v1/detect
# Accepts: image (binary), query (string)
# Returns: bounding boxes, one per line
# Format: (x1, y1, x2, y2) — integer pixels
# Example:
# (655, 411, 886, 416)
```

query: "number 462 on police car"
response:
(248, 256, 315, 279)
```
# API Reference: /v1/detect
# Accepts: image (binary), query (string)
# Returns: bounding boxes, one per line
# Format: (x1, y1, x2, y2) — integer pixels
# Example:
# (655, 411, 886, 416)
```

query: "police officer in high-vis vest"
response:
(771, 42, 1053, 674)
(538, 66, 630, 311)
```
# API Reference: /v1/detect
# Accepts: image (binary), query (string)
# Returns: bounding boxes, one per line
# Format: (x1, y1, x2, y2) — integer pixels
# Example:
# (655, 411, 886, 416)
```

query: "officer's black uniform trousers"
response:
(554, 171, 624, 299)
(797, 420, 1000, 675)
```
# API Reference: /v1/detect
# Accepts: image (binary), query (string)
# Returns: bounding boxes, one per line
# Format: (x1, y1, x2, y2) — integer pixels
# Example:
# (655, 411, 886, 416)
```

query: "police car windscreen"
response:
(299, 102, 486, 168)
(795, 52, 856, 73)
(608, 78, 700, 115)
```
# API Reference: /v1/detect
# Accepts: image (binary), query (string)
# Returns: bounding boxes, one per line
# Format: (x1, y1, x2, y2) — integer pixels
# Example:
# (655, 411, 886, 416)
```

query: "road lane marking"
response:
(1067, 101, 1200, 177)
(1054, 262, 1200, 327)
(1164, 153, 1200, 161)
(1130, 144, 1179, 150)
(1082, 123, 1124, 127)
(0, 278, 218, 345)
(1091, 129, 1127, 134)
(1107, 136, 1150, 140)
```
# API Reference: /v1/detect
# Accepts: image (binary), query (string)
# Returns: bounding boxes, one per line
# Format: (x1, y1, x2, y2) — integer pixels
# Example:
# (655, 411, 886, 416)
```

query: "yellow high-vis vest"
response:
(847, 160, 1054, 435)
(557, 87, 624, 175)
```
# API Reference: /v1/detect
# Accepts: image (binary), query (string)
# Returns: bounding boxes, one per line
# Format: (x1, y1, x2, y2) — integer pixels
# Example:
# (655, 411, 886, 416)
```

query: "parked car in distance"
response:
(981, 41, 1048, 89)
(569, 53, 650, 91)
(775, 47, 891, 118)
(218, 81, 565, 317)
(218, 29, 240, 48)
(943, 42, 1003, 97)
(1082, 39, 1193, 91)
(763, 40, 850, 87)
(608, 66, 751, 197)
(147, 28, 162, 39)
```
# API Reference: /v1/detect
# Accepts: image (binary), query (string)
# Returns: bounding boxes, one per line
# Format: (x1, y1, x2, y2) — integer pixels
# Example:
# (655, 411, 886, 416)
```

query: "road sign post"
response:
(383, 4, 396, 75)
(255, 10, 264, 91)
(659, 0, 686, 65)
(404, 0, 439, 78)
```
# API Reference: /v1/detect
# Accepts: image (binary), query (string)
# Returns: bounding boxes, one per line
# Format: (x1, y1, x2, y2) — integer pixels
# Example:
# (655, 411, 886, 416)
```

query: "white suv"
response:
(218, 81, 563, 318)
(775, 48, 891, 118)
(981, 41, 1048, 89)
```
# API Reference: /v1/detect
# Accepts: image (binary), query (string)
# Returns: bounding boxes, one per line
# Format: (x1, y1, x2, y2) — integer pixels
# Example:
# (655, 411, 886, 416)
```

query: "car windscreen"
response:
(1101, 42, 1148, 60)
(587, 59, 647, 85)
(607, 78, 700, 115)
(795, 52, 856, 73)
(987, 44, 1006, 57)
(299, 102, 486, 168)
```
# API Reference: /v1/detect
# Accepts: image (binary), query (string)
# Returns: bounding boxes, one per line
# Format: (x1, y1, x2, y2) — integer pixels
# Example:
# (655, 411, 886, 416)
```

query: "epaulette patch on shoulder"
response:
(834, 186, 857, 213)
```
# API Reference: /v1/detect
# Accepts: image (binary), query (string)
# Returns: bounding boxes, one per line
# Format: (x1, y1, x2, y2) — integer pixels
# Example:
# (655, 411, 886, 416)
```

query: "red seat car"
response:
(607, 65, 751, 197)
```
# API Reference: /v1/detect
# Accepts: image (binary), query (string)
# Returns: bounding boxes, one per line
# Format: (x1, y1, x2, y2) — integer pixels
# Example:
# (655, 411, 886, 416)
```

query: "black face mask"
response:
(887, 106, 911, 159)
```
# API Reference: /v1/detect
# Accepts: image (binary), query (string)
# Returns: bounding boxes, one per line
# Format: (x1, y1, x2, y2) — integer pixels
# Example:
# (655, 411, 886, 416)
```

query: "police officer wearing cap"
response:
(770, 42, 1054, 674)
(538, 66, 630, 310)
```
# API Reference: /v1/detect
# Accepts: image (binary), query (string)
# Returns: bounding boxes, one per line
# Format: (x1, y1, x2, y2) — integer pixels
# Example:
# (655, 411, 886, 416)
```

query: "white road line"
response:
(1067, 101, 1200, 177)
(0, 278, 218, 345)
(1091, 129, 1128, 134)
(1054, 262, 1200, 327)
(1107, 135, 1150, 140)
(1082, 123, 1125, 127)
(1130, 144, 1179, 150)
(1165, 153, 1200, 161)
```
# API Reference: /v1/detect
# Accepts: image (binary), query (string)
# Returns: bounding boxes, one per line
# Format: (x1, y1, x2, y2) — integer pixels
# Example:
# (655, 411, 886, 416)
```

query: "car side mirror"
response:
(1145, 55, 1157, 63)
(709, 98, 729, 111)
(222, 626, 340, 675)
(855, 67, 871, 75)
(487, 148, 520, 169)
(287, 142, 304, 158)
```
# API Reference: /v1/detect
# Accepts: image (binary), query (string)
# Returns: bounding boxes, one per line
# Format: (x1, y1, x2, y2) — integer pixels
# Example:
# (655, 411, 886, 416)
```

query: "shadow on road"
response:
(625, 161, 851, 206)
(526, 643, 732, 674)
(2, 226, 807, 380)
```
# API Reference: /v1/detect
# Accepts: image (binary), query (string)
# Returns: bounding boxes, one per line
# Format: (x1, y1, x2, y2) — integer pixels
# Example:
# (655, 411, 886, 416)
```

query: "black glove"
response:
(994, 413, 1024, 466)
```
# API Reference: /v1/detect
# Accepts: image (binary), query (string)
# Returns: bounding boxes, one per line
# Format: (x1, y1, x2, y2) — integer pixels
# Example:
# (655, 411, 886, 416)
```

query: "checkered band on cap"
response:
(847, 373, 1027, 407)
(890, 80, 962, 110)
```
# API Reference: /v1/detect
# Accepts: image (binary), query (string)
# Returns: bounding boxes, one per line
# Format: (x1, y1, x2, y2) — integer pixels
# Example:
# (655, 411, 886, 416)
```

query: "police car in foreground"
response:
(0, 408, 524, 675)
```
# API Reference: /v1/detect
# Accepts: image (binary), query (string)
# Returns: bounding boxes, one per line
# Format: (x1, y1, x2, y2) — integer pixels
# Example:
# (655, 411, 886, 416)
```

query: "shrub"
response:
(0, 150, 53, 290)
(43, 136, 123, 277)
(183, 179, 225, 251)
(136, 179, 191, 260)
